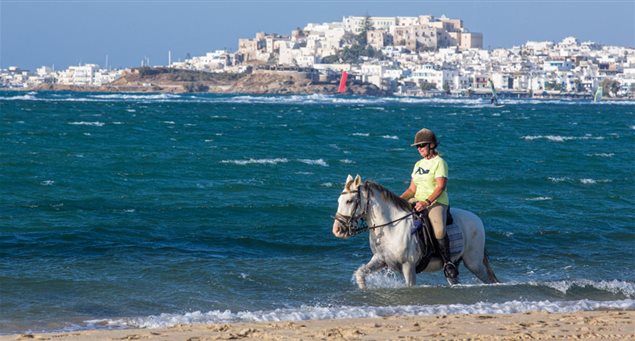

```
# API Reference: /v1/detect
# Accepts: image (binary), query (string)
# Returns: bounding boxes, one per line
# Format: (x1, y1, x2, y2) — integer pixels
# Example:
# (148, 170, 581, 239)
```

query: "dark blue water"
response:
(1, 91, 633, 334)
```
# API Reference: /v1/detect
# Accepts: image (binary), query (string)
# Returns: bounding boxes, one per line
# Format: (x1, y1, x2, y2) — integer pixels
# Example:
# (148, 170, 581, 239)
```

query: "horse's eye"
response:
(346, 199, 354, 204)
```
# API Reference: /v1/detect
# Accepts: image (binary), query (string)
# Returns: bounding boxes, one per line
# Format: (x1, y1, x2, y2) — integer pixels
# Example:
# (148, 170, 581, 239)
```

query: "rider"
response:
(400, 128, 458, 284)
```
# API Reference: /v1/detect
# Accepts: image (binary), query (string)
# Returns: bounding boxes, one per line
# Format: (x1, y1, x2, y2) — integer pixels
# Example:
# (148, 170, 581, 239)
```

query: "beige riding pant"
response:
(428, 203, 448, 239)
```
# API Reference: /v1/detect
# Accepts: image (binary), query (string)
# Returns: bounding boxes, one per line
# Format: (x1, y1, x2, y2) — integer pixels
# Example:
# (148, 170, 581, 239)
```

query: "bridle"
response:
(334, 181, 415, 237)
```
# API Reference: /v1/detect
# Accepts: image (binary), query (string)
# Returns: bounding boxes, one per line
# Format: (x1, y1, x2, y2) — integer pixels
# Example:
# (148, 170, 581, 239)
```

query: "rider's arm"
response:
(427, 176, 447, 204)
(400, 178, 416, 200)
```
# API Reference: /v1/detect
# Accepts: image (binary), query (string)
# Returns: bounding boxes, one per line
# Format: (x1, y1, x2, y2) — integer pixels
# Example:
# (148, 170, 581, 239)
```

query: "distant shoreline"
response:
(3, 67, 632, 100)
(4, 86, 633, 101)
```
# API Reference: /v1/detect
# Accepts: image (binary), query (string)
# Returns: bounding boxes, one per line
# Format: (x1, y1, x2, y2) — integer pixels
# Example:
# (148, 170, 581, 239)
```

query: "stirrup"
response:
(443, 262, 458, 279)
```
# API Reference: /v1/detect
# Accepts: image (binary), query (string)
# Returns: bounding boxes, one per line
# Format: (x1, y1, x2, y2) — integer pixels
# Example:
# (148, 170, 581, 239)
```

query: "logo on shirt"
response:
(414, 167, 429, 175)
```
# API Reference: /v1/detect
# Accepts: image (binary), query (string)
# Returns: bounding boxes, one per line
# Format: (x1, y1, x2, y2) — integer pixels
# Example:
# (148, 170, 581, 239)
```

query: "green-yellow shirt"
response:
(411, 156, 449, 205)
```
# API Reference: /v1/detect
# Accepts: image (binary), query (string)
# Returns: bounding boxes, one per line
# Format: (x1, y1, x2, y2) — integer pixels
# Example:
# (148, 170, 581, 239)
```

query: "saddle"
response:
(411, 207, 455, 273)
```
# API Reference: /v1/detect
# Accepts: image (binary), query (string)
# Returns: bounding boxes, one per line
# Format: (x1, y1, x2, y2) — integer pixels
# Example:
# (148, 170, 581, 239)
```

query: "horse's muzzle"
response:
(332, 220, 349, 239)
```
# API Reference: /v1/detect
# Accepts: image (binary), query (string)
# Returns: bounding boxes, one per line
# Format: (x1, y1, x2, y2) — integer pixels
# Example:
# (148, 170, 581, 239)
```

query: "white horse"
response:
(332, 175, 499, 288)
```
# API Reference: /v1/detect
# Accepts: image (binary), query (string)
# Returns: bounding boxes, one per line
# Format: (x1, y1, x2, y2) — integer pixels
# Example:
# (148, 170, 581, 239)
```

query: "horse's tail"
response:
(483, 249, 499, 283)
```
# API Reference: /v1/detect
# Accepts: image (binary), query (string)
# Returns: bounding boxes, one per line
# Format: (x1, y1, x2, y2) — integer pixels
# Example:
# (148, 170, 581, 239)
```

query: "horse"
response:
(332, 174, 499, 289)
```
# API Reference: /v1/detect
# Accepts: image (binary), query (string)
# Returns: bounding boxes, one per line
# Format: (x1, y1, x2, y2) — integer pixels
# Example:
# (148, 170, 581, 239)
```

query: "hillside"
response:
(36, 67, 388, 96)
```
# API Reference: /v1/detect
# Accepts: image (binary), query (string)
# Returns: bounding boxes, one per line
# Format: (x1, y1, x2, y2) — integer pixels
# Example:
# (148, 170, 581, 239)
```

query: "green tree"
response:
(600, 78, 620, 96)
(544, 81, 562, 91)
(419, 80, 437, 91)
(443, 82, 451, 94)
(333, 15, 380, 64)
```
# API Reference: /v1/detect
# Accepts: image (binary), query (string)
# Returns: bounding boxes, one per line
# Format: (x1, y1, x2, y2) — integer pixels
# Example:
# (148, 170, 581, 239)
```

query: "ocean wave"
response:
(89, 93, 181, 101)
(531, 280, 635, 297)
(220, 158, 289, 165)
(68, 121, 105, 127)
(525, 196, 552, 201)
(298, 159, 328, 167)
(3, 91, 635, 106)
(579, 178, 611, 185)
(0, 93, 37, 101)
(219, 158, 329, 167)
(522, 135, 604, 142)
(587, 153, 614, 158)
(87, 298, 635, 329)
(548, 176, 572, 183)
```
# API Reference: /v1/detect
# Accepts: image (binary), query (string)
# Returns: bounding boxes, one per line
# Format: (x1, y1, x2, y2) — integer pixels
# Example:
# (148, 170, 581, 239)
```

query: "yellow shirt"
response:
(411, 156, 449, 205)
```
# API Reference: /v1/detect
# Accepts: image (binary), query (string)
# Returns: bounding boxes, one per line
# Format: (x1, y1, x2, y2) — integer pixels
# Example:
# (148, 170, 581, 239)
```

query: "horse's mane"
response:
(364, 181, 412, 212)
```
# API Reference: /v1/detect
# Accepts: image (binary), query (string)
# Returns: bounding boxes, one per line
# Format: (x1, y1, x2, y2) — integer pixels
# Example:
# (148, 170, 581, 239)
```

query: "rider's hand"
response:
(414, 201, 429, 212)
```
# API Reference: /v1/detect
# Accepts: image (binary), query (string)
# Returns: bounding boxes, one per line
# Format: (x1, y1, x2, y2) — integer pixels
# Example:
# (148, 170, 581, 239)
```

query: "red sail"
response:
(338, 71, 348, 93)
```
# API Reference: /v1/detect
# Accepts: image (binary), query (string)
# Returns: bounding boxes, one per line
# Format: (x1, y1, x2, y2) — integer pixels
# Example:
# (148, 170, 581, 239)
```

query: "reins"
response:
(334, 181, 416, 237)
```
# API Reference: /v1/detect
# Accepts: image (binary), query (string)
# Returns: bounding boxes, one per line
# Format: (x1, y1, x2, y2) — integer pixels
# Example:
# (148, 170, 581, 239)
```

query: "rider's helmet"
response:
(411, 128, 438, 148)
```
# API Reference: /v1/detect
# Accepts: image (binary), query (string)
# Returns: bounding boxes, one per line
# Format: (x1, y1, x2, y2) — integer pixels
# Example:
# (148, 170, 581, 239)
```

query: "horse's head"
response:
(332, 174, 366, 238)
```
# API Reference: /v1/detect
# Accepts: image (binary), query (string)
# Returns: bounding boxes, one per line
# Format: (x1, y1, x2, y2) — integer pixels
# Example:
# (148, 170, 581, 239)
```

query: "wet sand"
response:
(3, 310, 633, 340)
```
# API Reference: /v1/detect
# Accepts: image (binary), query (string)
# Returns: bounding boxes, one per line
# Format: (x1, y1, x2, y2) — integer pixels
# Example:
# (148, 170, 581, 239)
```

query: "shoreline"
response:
(3, 310, 633, 340)
(2, 87, 633, 101)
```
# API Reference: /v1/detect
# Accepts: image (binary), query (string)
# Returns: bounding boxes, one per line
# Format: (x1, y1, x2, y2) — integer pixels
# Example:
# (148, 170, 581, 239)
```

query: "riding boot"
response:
(437, 235, 459, 285)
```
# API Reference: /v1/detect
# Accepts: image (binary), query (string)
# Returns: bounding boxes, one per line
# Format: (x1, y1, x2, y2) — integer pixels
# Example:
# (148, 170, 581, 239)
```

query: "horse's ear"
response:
(353, 175, 362, 187)
(345, 174, 353, 191)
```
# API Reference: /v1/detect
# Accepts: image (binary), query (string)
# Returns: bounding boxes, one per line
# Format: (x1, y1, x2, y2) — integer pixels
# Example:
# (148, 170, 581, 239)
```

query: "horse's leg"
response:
(401, 261, 416, 287)
(355, 255, 385, 289)
(482, 250, 499, 283)
(464, 249, 499, 284)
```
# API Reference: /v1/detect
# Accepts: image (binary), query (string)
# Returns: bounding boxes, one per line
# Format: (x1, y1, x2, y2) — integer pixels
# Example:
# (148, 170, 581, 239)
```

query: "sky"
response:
(1, 0, 634, 70)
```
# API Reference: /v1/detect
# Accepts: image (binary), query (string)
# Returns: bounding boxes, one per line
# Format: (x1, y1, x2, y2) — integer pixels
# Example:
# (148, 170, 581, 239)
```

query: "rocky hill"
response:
(36, 67, 388, 96)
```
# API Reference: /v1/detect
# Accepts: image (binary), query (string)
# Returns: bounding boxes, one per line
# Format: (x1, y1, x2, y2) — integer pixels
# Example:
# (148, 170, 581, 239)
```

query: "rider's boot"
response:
(437, 235, 459, 285)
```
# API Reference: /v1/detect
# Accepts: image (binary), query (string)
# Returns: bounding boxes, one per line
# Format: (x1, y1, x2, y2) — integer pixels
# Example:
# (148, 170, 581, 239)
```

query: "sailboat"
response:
(488, 78, 505, 107)
(593, 86, 603, 103)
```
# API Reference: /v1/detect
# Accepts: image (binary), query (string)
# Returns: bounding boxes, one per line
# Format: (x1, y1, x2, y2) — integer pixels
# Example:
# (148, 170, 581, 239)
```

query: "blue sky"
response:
(1, 0, 634, 70)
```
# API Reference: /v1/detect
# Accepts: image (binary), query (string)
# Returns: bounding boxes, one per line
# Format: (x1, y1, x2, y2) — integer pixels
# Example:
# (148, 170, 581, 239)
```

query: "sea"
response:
(1, 91, 633, 334)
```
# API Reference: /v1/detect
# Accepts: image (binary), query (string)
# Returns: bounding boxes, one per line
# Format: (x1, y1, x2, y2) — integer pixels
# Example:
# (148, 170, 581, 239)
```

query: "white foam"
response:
(68, 121, 105, 127)
(220, 158, 288, 165)
(525, 196, 552, 201)
(90, 93, 180, 101)
(579, 178, 611, 185)
(340, 159, 354, 164)
(352, 133, 370, 137)
(298, 159, 328, 167)
(40, 180, 55, 186)
(522, 135, 604, 142)
(534, 280, 635, 297)
(0, 94, 37, 101)
(548, 177, 571, 183)
(88, 298, 635, 329)
(587, 153, 614, 158)
(382, 135, 399, 140)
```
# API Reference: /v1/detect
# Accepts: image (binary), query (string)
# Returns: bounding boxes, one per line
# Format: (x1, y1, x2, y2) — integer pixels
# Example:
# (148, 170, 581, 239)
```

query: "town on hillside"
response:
(2, 15, 634, 98)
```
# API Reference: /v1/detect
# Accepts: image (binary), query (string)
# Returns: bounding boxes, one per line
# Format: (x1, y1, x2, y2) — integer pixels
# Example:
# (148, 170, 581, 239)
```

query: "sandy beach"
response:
(3, 310, 633, 340)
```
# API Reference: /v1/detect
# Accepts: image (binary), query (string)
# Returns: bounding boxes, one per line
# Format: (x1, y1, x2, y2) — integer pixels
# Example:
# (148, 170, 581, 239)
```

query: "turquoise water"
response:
(1, 91, 633, 334)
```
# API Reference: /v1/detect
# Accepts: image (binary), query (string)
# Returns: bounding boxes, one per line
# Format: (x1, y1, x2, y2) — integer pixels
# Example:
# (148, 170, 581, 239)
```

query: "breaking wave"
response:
(88, 298, 634, 330)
